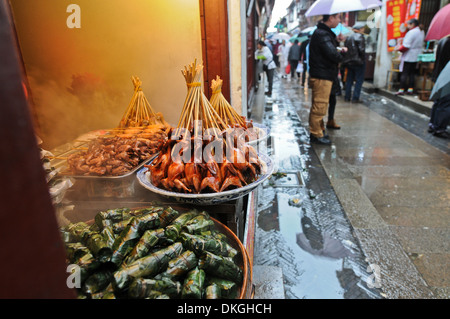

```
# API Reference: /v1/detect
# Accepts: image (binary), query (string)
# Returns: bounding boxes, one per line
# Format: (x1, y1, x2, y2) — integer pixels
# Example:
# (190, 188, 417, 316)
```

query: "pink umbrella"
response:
(425, 4, 450, 41)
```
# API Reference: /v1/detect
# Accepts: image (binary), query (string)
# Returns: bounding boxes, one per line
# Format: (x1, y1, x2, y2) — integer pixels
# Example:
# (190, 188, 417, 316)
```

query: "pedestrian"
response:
(342, 22, 366, 103)
(428, 36, 450, 137)
(288, 39, 301, 80)
(272, 40, 280, 68)
(326, 77, 341, 129)
(308, 14, 347, 145)
(255, 40, 276, 97)
(394, 18, 425, 95)
(278, 39, 291, 79)
(299, 35, 311, 87)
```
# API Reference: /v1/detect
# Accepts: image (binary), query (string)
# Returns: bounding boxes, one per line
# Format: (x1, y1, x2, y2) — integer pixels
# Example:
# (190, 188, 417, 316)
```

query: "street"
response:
(250, 71, 449, 299)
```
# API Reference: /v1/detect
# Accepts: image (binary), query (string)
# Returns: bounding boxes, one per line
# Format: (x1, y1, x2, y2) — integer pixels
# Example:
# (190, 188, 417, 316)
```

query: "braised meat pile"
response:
(67, 134, 166, 176)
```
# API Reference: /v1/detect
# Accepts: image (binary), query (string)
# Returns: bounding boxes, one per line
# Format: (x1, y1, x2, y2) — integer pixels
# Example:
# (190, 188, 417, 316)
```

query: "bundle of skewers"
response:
(65, 77, 170, 177)
(209, 76, 260, 143)
(146, 60, 263, 194)
(210, 76, 248, 129)
(118, 76, 170, 129)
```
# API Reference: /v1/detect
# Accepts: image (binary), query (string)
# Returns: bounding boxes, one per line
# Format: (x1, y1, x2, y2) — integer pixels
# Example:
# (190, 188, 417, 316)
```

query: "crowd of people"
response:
(255, 14, 449, 143)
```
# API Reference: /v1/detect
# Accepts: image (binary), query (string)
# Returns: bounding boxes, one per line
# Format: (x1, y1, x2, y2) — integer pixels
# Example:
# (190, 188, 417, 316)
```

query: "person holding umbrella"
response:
(308, 13, 347, 145)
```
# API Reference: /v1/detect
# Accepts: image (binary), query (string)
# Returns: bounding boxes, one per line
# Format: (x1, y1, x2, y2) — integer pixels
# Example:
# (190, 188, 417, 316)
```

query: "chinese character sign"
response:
(405, 0, 422, 22)
(386, 0, 407, 51)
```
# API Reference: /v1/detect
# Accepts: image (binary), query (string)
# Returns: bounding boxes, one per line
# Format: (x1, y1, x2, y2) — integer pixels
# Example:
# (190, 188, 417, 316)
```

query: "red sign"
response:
(386, 0, 407, 52)
(405, 0, 422, 22)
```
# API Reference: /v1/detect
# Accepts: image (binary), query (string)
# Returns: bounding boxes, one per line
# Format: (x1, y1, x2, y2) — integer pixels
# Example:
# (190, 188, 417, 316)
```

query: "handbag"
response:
(285, 64, 291, 74)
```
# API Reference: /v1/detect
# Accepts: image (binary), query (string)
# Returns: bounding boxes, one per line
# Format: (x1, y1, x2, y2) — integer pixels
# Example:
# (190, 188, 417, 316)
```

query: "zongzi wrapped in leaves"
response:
(206, 277, 238, 299)
(180, 232, 238, 259)
(84, 231, 113, 263)
(128, 277, 181, 299)
(95, 208, 131, 229)
(181, 267, 205, 299)
(157, 250, 198, 280)
(82, 270, 113, 295)
(110, 217, 141, 266)
(65, 222, 90, 243)
(158, 206, 180, 228)
(112, 242, 184, 290)
(101, 226, 116, 248)
(110, 213, 161, 266)
(165, 210, 199, 241)
(182, 211, 214, 234)
(205, 284, 221, 299)
(199, 251, 243, 284)
(125, 228, 172, 264)
(76, 252, 101, 283)
(65, 243, 90, 263)
(134, 211, 161, 233)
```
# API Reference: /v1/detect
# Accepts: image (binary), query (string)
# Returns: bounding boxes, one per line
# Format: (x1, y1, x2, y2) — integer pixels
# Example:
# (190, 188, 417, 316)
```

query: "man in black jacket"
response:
(343, 22, 366, 103)
(308, 14, 347, 145)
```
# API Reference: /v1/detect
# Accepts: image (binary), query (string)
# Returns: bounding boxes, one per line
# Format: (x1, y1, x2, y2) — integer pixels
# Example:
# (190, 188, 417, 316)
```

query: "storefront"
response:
(0, 0, 274, 298)
(373, 0, 448, 95)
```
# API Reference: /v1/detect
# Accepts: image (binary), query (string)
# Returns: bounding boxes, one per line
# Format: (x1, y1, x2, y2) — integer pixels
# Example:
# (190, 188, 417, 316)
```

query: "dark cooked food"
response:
(67, 133, 166, 176)
(62, 206, 244, 299)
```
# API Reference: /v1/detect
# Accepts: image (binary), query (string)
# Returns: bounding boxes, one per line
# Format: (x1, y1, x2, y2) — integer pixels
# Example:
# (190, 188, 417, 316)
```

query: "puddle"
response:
(252, 80, 382, 299)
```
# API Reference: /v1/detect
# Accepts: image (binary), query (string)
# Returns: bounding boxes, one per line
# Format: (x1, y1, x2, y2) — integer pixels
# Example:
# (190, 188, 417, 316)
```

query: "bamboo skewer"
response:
(118, 76, 167, 128)
(175, 60, 227, 139)
(210, 76, 246, 128)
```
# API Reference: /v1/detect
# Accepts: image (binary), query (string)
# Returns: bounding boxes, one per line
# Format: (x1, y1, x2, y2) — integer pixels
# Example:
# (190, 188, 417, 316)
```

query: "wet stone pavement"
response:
(249, 72, 450, 299)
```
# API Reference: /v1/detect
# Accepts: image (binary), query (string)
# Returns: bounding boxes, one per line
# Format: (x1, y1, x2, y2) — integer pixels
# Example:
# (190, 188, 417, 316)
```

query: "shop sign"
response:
(405, 0, 422, 22)
(386, 0, 407, 51)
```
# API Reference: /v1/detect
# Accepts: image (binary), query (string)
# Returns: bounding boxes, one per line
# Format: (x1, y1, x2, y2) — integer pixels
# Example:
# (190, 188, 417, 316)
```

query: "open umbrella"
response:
(430, 61, 450, 101)
(332, 23, 352, 35)
(303, 23, 351, 37)
(271, 32, 291, 42)
(299, 26, 316, 36)
(425, 4, 450, 41)
(305, 0, 382, 17)
(289, 35, 308, 43)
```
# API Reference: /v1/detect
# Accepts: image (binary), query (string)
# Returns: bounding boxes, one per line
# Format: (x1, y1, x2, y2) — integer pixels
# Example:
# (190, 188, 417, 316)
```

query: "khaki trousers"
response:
(309, 78, 333, 138)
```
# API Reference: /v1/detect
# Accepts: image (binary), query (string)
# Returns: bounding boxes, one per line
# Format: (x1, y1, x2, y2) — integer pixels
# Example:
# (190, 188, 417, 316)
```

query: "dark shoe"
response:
(265, 91, 272, 97)
(310, 134, 331, 145)
(344, 98, 351, 102)
(351, 99, 361, 103)
(433, 130, 450, 139)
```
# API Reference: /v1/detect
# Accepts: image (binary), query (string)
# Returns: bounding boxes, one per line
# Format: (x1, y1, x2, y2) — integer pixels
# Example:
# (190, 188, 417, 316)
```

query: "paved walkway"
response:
(250, 72, 449, 299)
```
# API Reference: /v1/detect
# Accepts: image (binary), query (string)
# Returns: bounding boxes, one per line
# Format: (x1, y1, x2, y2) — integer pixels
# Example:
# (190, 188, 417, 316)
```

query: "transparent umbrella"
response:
(305, 0, 382, 17)
(271, 32, 291, 42)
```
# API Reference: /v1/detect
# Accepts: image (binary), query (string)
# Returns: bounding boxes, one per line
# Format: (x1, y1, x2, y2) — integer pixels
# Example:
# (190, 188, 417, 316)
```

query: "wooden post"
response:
(0, 0, 75, 298)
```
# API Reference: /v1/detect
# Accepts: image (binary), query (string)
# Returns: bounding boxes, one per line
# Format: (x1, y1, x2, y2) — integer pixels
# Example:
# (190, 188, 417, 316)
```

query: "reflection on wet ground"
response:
(251, 78, 382, 299)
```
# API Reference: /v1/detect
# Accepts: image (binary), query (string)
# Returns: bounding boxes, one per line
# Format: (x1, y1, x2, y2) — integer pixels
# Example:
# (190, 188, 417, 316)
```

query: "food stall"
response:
(0, 0, 271, 299)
